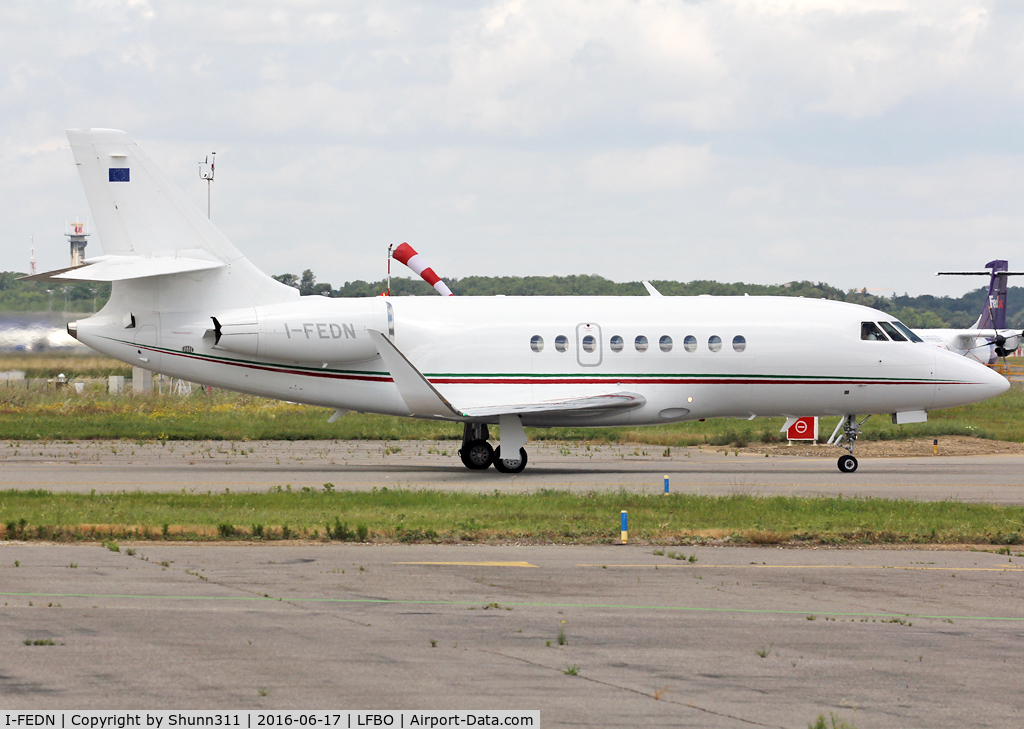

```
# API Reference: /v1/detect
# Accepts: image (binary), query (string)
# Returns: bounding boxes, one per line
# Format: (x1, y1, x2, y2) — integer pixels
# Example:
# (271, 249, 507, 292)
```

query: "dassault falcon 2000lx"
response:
(31, 130, 1009, 474)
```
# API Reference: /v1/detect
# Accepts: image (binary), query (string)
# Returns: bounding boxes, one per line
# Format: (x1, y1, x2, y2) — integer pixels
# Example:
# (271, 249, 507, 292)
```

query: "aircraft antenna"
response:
(29, 236, 36, 276)
(199, 152, 216, 219)
(387, 243, 393, 296)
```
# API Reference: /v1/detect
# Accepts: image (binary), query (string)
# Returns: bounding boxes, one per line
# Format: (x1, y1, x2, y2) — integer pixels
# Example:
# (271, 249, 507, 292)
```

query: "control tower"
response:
(67, 221, 88, 267)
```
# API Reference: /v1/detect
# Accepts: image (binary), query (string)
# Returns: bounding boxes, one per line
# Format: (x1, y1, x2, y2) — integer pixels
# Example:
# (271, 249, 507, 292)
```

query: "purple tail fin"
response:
(974, 260, 1009, 330)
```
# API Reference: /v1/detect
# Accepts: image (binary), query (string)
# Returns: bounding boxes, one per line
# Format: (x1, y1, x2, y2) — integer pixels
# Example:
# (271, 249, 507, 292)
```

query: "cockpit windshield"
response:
(878, 321, 906, 341)
(862, 320, 923, 342)
(890, 320, 924, 342)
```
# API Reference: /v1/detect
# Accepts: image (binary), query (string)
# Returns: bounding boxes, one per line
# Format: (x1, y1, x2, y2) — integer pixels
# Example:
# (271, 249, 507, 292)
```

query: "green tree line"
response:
(0, 272, 110, 314)
(272, 268, 1016, 329)
(1, 267, 1016, 329)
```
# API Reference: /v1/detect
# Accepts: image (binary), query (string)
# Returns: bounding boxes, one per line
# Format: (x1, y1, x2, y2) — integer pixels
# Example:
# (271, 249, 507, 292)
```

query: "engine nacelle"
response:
(212, 298, 390, 363)
(996, 333, 1022, 358)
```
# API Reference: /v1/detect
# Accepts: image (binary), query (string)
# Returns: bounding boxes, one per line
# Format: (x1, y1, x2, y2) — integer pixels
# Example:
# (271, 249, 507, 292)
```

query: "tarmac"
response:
(1, 543, 1022, 727)
(2, 440, 1024, 725)
(2, 439, 1024, 503)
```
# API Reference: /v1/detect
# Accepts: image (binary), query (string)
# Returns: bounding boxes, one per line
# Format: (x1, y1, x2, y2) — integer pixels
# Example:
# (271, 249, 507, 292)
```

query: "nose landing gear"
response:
(837, 454, 858, 473)
(828, 414, 870, 473)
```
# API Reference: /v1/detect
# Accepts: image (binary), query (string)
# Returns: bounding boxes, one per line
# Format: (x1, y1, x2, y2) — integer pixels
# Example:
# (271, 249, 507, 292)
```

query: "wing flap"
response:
(461, 391, 646, 418)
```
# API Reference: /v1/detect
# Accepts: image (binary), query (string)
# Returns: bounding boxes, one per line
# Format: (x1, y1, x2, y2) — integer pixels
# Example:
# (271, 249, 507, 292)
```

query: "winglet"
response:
(642, 281, 663, 296)
(368, 330, 462, 418)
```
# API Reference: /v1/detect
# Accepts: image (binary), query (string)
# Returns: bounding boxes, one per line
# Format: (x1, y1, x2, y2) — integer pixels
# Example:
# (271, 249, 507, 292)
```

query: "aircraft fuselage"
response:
(72, 290, 1007, 427)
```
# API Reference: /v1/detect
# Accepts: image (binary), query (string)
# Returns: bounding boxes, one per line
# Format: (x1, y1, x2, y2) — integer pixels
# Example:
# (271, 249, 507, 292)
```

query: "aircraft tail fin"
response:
(972, 260, 1009, 330)
(938, 260, 1024, 331)
(65, 129, 295, 310)
(68, 129, 240, 262)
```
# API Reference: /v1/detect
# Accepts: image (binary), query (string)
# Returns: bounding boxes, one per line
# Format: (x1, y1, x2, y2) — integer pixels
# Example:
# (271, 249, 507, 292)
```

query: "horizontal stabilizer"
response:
(937, 271, 1024, 276)
(461, 391, 646, 418)
(20, 255, 224, 282)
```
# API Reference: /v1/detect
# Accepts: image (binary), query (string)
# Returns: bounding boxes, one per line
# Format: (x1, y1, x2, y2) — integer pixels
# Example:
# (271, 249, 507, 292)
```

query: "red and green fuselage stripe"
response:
(104, 336, 967, 388)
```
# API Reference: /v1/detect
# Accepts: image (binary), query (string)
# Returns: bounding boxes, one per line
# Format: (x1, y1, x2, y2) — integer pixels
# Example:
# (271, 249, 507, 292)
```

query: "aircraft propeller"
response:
(961, 330, 1024, 364)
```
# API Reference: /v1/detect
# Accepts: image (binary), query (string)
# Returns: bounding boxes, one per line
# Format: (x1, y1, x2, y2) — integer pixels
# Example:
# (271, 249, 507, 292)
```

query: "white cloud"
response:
(583, 144, 712, 194)
(1, 0, 1024, 298)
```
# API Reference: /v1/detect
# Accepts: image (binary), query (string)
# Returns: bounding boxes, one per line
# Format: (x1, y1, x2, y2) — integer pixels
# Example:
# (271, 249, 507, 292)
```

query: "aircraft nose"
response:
(933, 348, 1010, 409)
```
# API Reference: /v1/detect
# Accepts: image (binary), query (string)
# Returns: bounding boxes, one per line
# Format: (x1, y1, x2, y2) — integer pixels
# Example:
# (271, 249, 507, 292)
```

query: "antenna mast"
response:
(199, 152, 216, 219)
(387, 243, 393, 296)
(29, 236, 36, 276)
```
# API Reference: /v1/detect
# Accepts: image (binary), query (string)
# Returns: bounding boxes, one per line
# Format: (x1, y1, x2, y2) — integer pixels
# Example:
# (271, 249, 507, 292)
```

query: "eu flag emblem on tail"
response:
(108, 168, 130, 182)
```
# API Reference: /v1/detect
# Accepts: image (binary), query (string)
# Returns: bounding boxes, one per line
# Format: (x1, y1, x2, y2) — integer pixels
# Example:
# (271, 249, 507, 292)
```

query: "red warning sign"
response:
(787, 416, 818, 441)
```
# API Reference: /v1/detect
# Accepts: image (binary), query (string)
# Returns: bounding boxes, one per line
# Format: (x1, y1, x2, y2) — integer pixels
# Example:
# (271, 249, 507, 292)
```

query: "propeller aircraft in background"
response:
(27, 130, 1010, 474)
(916, 260, 1024, 364)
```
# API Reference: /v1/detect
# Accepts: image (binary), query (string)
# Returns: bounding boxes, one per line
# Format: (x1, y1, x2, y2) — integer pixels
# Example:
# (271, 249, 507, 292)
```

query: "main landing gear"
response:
(493, 446, 528, 474)
(828, 414, 871, 473)
(459, 423, 494, 470)
(458, 423, 528, 473)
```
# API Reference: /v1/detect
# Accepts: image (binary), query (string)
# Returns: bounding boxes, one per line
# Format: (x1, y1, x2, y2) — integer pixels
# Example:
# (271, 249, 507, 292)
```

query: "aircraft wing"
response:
(952, 329, 1024, 339)
(368, 329, 645, 419)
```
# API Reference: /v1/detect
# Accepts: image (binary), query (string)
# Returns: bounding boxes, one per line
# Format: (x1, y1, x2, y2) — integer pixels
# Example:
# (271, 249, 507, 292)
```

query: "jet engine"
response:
(211, 298, 390, 364)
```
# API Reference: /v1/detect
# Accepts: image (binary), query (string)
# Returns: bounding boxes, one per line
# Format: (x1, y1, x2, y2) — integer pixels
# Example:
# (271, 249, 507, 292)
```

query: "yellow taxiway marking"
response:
(577, 564, 1024, 572)
(395, 561, 538, 568)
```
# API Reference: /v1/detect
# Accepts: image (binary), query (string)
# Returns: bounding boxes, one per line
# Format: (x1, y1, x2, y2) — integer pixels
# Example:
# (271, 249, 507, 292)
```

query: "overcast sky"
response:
(3, 0, 1023, 297)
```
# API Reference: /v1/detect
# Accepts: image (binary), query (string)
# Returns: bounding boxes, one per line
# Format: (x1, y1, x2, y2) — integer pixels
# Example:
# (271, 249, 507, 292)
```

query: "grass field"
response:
(2, 489, 1023, 546)
(0, 353, 131, 379)
(4, 352, 1024, 547)
(1, 351, 1021, 444)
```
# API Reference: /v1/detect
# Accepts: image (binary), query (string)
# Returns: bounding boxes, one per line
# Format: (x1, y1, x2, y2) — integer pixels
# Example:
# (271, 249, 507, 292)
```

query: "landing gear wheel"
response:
(837, 455, 858, 473)
(493, 446, 528, 474)
(459, 440, 494, 470)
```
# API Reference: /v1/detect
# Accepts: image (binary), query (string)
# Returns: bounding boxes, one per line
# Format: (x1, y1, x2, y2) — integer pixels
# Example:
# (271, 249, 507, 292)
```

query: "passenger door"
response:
(576, 323, 602, 367)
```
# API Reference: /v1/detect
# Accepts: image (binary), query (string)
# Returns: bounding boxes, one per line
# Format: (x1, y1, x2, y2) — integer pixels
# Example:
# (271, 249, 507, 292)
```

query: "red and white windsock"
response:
(392, 242, 454, 296)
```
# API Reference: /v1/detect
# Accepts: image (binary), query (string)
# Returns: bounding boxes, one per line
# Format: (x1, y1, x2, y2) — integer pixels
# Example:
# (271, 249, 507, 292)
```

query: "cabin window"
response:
(530, 335, 544, 352)
(582, 334, 597, 353)
(891, 320, 923, 342)
(732, 335, 746, 352)
(861, 322, 888, 341)
(635, 335, 649, 352)
(555, 335, 569, 352)
(609, 335, 624, 352)
(708, 335, 722, 352)
(659, 335, 673, 352)
(878, 322, 907, 342)
(683, 335, 697, 353)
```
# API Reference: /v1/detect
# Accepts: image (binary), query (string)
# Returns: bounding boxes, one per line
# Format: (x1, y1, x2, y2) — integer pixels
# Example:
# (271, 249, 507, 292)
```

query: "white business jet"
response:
(30, 130, 1009, 474)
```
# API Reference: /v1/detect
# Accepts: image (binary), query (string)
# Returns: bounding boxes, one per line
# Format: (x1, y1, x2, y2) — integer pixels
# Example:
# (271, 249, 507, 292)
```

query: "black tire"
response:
(493, 446, 528, 474)
(837, 455, 858, 473)
(459, 440, 494, 470)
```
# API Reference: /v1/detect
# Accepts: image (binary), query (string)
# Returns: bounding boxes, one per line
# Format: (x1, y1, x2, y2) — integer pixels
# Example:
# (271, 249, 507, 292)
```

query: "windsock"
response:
(392, 242, 454, 296)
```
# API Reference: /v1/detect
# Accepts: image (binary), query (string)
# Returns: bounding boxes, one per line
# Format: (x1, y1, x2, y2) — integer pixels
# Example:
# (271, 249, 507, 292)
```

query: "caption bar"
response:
(2, 713, 538, 729)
